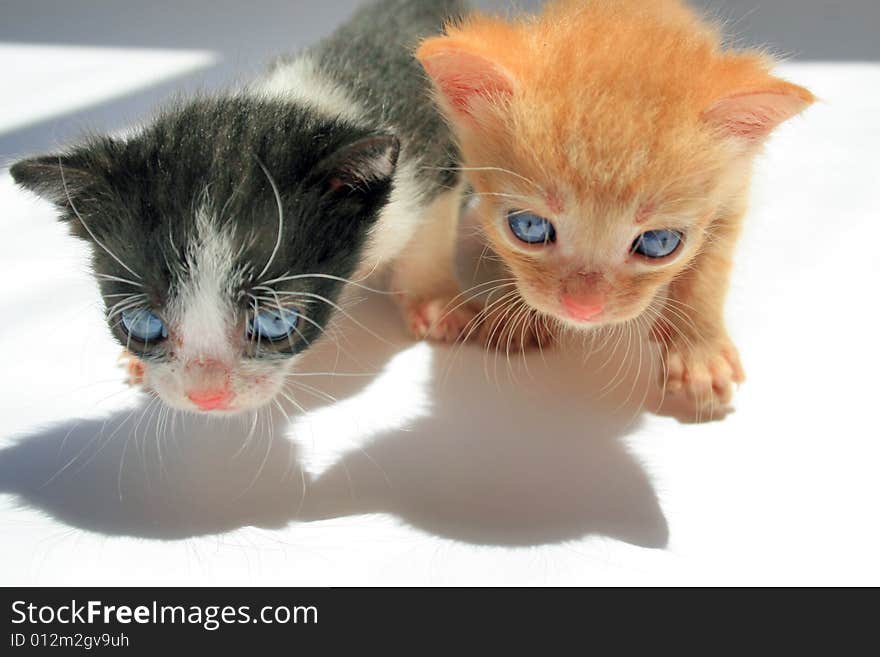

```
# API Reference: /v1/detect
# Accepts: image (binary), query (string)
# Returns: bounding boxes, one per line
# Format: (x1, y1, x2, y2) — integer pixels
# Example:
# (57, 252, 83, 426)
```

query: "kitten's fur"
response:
(416, 0, 813, 414)
(11, 0, 468, 414)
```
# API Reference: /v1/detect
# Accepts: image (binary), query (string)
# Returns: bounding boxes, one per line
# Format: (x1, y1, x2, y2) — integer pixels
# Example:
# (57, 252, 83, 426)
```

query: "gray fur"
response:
(308, 0, 463, 196)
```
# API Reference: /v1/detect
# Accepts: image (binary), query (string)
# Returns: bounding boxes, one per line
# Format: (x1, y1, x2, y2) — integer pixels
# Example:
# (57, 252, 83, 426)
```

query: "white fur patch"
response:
(251, 55, 367, 126)
(359, 158, 425, 271)
(171, 206, 239, 359)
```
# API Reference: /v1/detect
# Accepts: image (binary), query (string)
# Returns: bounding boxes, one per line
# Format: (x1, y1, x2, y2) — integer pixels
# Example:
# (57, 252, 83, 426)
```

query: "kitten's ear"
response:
(10, 154, 96, 206)
(703, 79, 814, 144)
(316, 134, 400, 194)
(416, 37, 515, 126)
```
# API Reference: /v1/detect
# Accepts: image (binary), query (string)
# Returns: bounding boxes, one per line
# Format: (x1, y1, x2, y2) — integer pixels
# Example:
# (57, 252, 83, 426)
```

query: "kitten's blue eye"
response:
(121, 308, 167, 343)
(248, 308, 300, 342)
(633, 230, 683, 259)
(508, 210, 556, 244)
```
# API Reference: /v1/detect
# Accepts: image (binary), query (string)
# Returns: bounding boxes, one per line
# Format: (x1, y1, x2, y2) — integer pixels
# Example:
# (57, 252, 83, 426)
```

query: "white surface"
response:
(0, 53, 878, 586)
(0, 44, 217, 134)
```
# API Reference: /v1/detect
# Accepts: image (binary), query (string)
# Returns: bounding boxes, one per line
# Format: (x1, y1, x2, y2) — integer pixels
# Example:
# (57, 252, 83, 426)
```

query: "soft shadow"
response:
(0, 405, 307, 539)
(300, 331, 669, 547)
(0, 289, 669, 548)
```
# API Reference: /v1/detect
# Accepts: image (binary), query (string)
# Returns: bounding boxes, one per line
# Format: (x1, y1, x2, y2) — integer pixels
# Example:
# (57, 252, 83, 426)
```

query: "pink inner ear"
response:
(420, 51, 513, 120)
(702, 89, 812, 142)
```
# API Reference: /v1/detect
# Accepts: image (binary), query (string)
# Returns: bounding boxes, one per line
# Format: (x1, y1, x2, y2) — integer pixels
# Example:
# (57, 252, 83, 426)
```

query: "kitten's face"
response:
(464, 133, 732, 330)
(417, 6, 813, 331)
(12, 98, 398, 414)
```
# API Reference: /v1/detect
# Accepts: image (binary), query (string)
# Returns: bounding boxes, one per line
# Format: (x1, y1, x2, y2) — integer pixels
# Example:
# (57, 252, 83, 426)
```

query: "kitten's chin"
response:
(154, 393, 279, 416)
(143, 367, 291, 417)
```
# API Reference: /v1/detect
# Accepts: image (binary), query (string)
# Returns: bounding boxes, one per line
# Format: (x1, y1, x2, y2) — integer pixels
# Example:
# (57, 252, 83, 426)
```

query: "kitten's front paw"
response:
(663, 339, 745, 417)
(117, 350, 145, 386)
(402, 295, 480, 343)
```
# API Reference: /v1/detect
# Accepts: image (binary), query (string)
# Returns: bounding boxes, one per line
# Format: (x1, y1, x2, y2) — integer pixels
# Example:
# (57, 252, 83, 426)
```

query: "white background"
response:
(1, 2, 878, 586)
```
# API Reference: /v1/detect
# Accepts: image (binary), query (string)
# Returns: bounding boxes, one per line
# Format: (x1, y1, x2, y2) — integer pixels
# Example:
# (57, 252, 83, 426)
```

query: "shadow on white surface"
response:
(0, 291, 669, 549)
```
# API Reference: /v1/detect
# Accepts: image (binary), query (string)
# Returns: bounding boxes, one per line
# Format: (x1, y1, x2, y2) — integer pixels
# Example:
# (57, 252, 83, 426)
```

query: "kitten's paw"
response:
(117, 350, 145, 386)
(663, 339, 745, 417)
(402, 296, 480, 343)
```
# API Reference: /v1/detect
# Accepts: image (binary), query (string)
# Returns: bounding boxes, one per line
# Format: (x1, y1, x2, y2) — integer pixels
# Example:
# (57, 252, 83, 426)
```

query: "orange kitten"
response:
(416, 0, 813, 414)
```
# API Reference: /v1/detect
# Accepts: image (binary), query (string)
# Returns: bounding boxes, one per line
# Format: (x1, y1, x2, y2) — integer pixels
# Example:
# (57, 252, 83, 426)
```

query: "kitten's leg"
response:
(391, 186, 479, 342)
(655, 215, 746, 416)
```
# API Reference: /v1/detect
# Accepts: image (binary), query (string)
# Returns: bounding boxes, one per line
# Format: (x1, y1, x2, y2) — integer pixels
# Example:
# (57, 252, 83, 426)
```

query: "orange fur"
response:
(417, 0, 813, 414)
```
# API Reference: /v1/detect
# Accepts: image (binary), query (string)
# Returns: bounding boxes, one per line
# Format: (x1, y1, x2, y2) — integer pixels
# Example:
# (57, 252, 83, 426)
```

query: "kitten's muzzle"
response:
(560, 272, 607, 322)
(184, 358, 235, 411)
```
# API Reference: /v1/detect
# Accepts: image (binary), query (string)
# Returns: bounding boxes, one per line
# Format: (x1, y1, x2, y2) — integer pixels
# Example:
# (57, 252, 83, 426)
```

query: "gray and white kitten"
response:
(11, 0, 471, 415)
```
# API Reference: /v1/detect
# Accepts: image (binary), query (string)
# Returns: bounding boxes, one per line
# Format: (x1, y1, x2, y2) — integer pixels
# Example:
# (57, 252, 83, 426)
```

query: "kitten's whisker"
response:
(105, 295, 145, 313)
(466, 191, 533, 203)
(276, 291, 396, 347)
(255, 156, 285, 281)
(473, 243, 493, 279)
(95, 274, 143, 288)
(103, 292, 148, 299)
(486, 295, 522, 387)
(422, 165, 542, 190)
(615, 317, 647, 415)
(595, 324, 623, 374)
(289, 312, 325, 339)
(278, 388, 309, 416)
(45, 390, 140, 487)
(106, 298, 149, 321)
(596, 324, 630, 399)
(250, 293, 315, 310)
(288, 369, 377, 378)
(430, 278, 517, 332)
(258, 274, 391, 295)
(236, 412, 276, 500)
(252, 297, 263, 350)
(58, 159, 143, 281)
(288, 380, 337, 404)
(233, 410, 261, 460)
(535, 313, 552, 366)
(509, 302, 535, 382)
(438, 288, 521, 389)
(459, 288, 520, 349)
(273, 397, 293, 426)
(632, 316, 657, 421)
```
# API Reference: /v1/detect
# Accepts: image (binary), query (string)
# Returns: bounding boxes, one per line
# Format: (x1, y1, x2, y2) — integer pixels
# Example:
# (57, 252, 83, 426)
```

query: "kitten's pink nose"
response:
(184, 358, 233, 410)
(561, 294, 605, 321)
(187, 389, 234, 411)
(561, 272, 607, 322)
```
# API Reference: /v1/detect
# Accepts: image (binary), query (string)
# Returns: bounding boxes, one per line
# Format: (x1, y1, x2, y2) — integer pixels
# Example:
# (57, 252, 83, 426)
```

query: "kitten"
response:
(11, 0, 471, 415)
(416, 0, 814, 413)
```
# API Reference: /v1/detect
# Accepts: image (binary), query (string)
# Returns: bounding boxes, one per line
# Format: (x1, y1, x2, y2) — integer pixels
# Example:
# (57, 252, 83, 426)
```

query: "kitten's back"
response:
(264, 0, 464, 196)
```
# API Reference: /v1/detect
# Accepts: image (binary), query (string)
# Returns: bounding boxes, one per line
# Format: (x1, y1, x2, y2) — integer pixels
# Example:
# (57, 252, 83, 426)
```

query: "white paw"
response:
(663, 339, 745, 416)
